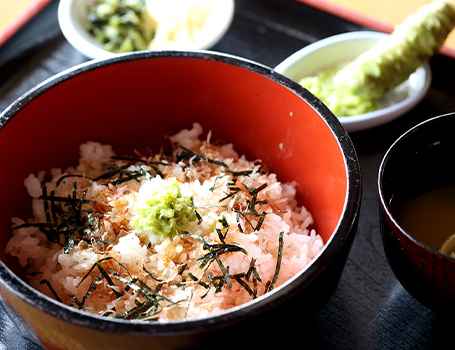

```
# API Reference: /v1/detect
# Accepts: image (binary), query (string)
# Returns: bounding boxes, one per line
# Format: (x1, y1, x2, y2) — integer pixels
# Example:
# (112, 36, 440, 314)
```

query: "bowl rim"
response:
(0, 50, 361, 336)
(274, 30, 432, 133)
(57, 0, 236, 59)
(378, 112, 455, 260)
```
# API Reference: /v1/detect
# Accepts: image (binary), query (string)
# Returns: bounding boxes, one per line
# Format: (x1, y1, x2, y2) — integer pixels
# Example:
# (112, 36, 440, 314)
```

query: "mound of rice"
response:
(6, 123, 323, 321)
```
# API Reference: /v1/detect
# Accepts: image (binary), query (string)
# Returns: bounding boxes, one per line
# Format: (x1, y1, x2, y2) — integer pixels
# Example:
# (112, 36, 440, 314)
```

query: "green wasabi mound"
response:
(132, 177, 197, 240)
(300, 65, 378, 117)
(300, 0, 455, 117)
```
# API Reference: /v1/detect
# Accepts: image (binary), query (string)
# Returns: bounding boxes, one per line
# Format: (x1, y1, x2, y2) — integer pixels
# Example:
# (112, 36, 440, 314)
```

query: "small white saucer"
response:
(275, 31, 432, 133)
(58, 0, 235, 60)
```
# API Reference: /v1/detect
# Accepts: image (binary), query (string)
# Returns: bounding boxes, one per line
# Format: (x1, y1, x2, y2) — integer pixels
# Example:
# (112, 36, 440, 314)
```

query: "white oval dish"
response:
(275, 31, 432, 133)
(58, 0, 235, 60)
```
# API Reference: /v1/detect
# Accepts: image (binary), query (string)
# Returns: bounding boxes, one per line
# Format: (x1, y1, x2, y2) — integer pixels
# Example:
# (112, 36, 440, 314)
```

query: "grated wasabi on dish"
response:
(300, 64, 378, 117)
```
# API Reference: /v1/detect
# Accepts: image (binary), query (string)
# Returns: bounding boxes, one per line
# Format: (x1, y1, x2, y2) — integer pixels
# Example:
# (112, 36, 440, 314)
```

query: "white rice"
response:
(6, 123, 323, 321)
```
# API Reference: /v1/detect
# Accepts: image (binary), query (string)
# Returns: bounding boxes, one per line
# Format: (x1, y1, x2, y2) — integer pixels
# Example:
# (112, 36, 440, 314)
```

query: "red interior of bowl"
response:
(0, 55, 347, 274)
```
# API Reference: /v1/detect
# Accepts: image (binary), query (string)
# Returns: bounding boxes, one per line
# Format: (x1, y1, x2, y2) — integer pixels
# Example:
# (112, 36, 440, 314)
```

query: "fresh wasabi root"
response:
(333, 0, 455, 100)
(300, 0, 455, 117)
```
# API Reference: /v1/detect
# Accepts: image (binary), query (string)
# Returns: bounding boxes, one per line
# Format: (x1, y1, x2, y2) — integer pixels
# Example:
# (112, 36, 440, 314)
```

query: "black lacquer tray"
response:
(1, 0, 455, 348)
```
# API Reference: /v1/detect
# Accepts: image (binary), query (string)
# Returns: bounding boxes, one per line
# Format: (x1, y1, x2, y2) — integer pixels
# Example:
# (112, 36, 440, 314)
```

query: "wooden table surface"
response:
(1, 0, 455, 349)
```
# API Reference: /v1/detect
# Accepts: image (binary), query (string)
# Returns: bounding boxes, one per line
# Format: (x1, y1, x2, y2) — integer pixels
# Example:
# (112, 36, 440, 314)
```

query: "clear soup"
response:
(390, 184, 455, 251)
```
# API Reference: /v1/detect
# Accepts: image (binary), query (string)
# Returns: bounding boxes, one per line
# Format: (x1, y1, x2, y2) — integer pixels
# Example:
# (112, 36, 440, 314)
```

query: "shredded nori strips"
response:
(18, 139, 291, 320)
(265, 231, 284, 293)
(13, 184, 104, 254)
(175, 146, 228, 168)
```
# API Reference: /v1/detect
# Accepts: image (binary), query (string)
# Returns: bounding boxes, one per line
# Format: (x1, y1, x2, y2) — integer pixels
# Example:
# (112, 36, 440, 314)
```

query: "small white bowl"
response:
(58, 0, 235, 60)
(275, 31, 432, 133)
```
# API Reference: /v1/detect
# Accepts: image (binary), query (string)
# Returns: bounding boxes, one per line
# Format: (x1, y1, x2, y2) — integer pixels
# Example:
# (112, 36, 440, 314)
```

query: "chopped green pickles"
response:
(87, 0, 154, 53)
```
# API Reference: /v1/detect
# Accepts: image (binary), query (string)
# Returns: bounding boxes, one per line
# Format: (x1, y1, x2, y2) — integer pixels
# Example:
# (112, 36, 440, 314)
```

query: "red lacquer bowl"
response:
(379, 113, 455, 315)
(0, 51, 361, 349)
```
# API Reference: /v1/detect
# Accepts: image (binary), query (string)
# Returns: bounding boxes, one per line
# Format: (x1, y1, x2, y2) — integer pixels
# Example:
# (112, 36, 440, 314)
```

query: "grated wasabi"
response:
(132, 177, 197, 241)
(300, 65, 378, 117)
(6, 124, 324, 321)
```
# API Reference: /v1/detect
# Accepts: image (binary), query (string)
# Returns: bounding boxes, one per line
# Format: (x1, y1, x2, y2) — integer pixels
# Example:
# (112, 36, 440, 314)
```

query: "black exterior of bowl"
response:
(379, 112, 455, 315)
(0, 51, 361, 349)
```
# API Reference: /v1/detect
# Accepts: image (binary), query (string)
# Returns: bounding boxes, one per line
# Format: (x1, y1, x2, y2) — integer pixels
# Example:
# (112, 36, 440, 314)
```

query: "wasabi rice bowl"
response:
(6, 124, 323, 321)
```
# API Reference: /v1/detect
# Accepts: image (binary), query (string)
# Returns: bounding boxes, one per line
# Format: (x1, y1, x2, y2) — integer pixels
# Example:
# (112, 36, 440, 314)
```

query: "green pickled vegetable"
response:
(300, 0, 455, 117)
(87, 0, 154, 53)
